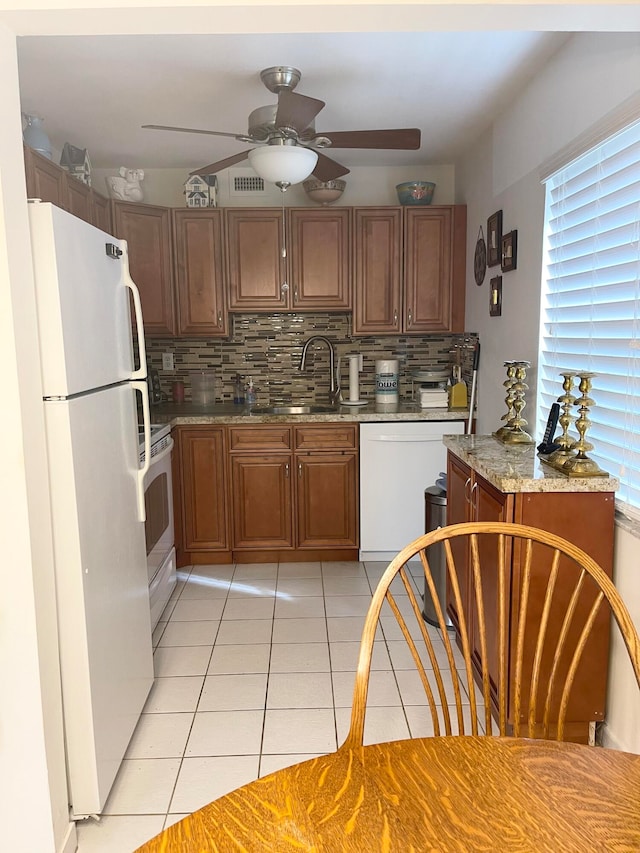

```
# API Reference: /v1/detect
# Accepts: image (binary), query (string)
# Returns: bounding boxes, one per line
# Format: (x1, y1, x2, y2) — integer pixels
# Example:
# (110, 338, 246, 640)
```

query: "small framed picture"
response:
(501, 230, 518, 272)
(487, 210, 503, 267)
(490, 275, 502, 317)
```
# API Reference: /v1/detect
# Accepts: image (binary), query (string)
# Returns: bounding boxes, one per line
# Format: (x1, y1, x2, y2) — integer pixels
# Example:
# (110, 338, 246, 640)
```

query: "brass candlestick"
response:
(493, 361, 517, 440)
(544, 372, 577, 465)
(561, 372, 608, 477)
(500, 361, 535, 445)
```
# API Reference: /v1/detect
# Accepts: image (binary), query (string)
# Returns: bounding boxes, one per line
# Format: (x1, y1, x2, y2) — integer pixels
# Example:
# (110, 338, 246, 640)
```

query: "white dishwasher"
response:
(359, 420, 465, 561)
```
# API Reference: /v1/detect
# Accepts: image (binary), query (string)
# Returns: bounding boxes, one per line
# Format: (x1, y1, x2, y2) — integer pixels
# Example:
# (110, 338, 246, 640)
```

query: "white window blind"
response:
(538, 120, 640, 516)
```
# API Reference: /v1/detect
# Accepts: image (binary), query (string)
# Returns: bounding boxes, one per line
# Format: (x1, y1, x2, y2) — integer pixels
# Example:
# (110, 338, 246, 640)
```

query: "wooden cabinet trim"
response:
(228, 425, 292, 452)
(294, 423, 358, 451)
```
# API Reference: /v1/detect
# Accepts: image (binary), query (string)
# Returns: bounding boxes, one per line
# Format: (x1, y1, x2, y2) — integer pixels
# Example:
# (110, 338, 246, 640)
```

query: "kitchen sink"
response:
(250, 405, 338, 415)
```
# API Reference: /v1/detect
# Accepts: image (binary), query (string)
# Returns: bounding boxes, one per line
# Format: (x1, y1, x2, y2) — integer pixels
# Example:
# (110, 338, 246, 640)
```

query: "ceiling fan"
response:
(143, 65, 421, 184)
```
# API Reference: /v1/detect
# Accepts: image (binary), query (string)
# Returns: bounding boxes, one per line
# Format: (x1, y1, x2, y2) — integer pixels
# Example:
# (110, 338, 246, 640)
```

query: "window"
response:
(538, 120, 640, 516)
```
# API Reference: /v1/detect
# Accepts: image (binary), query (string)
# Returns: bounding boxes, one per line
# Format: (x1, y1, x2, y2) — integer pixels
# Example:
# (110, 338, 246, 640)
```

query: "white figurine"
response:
(105, 166, 145, 202)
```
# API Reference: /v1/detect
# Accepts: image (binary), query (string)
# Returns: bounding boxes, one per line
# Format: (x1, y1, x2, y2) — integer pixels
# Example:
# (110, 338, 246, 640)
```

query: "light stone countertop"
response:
(150, 401, 470, 426)
(444, 434, 619, 494)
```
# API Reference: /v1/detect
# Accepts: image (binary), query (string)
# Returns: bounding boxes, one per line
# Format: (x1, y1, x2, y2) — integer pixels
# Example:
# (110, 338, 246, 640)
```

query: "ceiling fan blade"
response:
(143, 124, 251, 142)
(316, 128, 421, 150)
(190, 150, 251, 176)
(312, 152, 350, 183)
(275, 90, 325, 135)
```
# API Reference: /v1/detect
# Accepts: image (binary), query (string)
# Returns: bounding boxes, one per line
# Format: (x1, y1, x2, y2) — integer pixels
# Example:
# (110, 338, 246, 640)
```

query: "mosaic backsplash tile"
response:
(146, 313, 478, 406)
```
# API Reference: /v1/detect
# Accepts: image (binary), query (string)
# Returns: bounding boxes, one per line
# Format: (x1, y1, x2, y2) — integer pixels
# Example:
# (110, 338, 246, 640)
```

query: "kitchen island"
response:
(444, 433, 618, 743)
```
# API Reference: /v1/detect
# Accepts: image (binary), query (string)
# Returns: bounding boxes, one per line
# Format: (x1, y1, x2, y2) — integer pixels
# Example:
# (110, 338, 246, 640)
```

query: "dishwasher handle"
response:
(366, 434, 443, 442)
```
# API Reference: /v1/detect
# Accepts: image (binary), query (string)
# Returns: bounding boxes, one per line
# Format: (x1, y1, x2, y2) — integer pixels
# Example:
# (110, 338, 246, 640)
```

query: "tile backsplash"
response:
(146, 313, 478, 405)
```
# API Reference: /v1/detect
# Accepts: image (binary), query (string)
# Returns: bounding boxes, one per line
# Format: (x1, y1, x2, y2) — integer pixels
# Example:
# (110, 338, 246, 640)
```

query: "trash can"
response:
(423, 486, 452, 628)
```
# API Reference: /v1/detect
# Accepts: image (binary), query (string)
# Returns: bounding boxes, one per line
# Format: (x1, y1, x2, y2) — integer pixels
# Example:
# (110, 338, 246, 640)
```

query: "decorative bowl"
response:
(396, 181, 436, 206)
(303, 179, 346, 205)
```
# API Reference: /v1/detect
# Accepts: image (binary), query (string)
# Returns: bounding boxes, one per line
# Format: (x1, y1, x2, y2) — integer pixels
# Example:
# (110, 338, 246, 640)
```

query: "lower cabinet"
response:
(175, 426, 228, 561)
(446, 450, 616, 742)
(175, 422, 359, 565)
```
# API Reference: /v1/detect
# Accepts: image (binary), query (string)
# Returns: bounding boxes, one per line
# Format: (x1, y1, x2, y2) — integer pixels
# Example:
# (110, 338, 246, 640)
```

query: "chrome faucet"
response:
(299, 336, 340, 405)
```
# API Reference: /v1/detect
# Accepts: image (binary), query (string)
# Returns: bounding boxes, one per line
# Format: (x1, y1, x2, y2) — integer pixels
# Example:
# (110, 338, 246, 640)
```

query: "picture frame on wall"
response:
(501, 230, 518, 272)
(487, 210, 503, 267)
(490, 275, 502, 316)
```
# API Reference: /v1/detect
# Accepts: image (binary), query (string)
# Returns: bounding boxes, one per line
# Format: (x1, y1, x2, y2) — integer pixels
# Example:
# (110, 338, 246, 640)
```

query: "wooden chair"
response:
(343, 521, 640, 746)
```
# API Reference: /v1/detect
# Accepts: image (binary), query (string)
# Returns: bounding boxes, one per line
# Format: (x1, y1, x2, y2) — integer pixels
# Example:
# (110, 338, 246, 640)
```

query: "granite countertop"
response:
(149, 400, 470, 426)
(444, 434, 619, 493)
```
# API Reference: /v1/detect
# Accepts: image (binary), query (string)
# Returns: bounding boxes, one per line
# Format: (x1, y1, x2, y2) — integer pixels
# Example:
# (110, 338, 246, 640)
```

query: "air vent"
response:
(229, 170, 266, 196)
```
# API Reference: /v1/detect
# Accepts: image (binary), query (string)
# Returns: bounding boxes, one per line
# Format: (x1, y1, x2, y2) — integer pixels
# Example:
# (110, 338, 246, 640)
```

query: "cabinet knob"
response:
(407, 308, 413, 327)
(293, 285, 298, 302)
(298, 461, 302, 478)
(393, 308, 398, 325)
(217, 310, 222, 327)
(285, 462, 290, 478)
(281, 281, 289, 298)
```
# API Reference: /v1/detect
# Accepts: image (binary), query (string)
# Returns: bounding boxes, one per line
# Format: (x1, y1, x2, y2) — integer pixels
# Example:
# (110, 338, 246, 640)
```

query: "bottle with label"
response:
(246, 377, 257, 406)
(233, 374, 245, 404)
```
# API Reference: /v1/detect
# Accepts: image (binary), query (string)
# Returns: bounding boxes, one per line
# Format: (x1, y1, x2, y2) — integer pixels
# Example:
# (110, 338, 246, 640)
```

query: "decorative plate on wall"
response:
(474, 226, 487, 286)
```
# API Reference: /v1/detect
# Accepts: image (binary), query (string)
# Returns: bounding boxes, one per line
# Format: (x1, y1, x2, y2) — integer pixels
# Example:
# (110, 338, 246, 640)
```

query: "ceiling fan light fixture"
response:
(248, 144, 318, 185)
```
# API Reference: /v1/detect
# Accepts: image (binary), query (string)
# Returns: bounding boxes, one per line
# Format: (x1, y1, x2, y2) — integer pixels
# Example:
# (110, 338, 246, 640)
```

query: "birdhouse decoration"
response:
(60, 142, 92, 186)
(184, 174, 218, 208)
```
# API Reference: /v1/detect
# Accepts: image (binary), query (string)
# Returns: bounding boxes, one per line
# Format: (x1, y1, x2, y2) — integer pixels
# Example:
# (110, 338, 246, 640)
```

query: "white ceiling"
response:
(16, 32, 569, 173)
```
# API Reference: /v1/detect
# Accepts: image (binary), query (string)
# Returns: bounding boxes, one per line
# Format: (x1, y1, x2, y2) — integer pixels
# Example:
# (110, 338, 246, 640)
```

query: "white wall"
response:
(456, 31, 640, 753)
(0, 22, 75, 853)
(92, 164, 455, 208)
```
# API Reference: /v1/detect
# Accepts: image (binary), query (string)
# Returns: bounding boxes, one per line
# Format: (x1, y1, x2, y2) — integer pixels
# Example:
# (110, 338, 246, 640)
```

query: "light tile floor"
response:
(76, 559, 476, 853)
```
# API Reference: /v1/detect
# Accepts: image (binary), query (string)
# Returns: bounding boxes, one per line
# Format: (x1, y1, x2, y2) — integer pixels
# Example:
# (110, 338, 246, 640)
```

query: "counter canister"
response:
(190, 369, 217, 405)
(375, 358, 399, 404)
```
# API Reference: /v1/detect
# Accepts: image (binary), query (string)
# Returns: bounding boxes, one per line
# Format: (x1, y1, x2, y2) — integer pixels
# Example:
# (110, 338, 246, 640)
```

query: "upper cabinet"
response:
(24, 146, 68, 210)
(24, 145, 112, 232)
(225, 207, 351, 312)
(352, 205, 466, 335)
(112, 201, 176, 337)
(173, 209, 228, 337)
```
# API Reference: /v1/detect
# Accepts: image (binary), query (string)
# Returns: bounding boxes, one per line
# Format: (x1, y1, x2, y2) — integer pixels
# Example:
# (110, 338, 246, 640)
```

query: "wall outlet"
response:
(162, 352, 174, 371)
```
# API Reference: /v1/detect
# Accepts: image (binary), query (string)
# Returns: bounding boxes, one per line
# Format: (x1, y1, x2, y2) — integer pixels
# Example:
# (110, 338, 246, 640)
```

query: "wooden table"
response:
(135, 737, 640, 852)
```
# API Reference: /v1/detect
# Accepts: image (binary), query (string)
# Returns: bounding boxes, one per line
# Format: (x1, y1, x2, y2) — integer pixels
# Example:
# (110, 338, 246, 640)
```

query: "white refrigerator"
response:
(28, 201, 154, 819)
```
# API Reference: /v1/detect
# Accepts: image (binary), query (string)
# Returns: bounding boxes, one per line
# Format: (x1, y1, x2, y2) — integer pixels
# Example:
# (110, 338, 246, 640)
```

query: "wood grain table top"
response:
(135, 737, 640, 852)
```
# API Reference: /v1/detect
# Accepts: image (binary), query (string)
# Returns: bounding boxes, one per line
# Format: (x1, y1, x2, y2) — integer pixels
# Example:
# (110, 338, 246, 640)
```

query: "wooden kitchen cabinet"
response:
(24, 146, 68, 209)
(446, 447, 615, 742)
(112, 201, 175, 337)
(225, 207, 351, 312)
(225, 422, 359, 558)
(288, 208, 351, 310)
(91, 190, 112, 233)
(352, 205, 466, 335)
(173, 209, 227, 337)
(175, 426, 229, 561)
(64, 175, 92, 223)
(228, 426, 294, 549)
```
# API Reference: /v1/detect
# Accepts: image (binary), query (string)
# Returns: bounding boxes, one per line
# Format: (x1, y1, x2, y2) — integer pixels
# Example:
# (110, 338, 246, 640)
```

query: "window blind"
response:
(538, 120, 640, 516)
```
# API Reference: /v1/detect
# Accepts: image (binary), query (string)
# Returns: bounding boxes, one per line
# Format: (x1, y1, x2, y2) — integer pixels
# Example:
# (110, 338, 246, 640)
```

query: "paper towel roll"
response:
(349, 355, 360, 402)
(375, 358, 399, 403)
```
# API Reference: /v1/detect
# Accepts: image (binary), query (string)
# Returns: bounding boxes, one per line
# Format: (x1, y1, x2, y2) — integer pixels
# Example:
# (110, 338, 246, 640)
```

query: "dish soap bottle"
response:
(246, 377, 257, 406)
(233, 374, 245, 404)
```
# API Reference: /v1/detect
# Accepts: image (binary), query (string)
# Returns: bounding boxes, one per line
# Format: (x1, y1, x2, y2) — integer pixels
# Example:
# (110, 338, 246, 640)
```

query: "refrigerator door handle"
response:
(134, 380, 151, 522)
(121, 240, 147, 380)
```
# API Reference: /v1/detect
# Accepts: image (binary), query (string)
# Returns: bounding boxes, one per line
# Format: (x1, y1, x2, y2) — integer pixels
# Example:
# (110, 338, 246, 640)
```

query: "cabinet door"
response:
(231, 455, 293, 549)
(289, 209, 351, 310)
(445, 453, 472, 630)
(24, 146, 67, 209)
(173, 209, 227, 337)
(65, 175, 92, 223)
(404, 207, 466, 333)
(91, 191, 112, 233)
(296, 453, 358, 548)
(225, 209, 286, 311)
(353, 207, 402, 334)
(178, 427, 228, 551)
(112, 201, 175, 336)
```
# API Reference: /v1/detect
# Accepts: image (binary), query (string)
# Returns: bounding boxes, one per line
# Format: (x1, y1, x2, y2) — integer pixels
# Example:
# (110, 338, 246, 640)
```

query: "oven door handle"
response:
(150, 437, 174, 467)
(133, 379, 150, 522)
